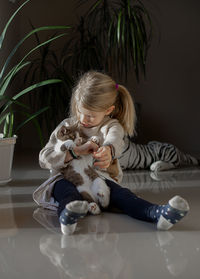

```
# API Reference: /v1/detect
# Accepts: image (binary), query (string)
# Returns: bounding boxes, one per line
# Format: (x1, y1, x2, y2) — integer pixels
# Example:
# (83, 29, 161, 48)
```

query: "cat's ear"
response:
(57, 125, 69, 138)
(72, 122, 79, 130)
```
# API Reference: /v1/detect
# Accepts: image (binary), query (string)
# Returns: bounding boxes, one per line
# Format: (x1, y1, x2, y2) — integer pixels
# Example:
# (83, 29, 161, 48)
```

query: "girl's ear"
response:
(105, 105, 115, 116)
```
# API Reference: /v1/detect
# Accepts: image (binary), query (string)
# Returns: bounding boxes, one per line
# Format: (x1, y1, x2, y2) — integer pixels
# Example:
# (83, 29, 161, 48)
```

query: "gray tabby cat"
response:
(56, 123, 110, 215)
(119, 136, 199, 171)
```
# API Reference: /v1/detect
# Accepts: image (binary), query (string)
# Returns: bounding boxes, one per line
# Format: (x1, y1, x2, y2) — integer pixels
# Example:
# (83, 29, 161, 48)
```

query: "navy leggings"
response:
(52, 178, 157, 222)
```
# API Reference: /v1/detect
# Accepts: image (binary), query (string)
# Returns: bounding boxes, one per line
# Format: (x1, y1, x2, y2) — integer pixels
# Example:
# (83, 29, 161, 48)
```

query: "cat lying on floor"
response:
(56, 123, 110, 215)
(119, 136, 200, 171)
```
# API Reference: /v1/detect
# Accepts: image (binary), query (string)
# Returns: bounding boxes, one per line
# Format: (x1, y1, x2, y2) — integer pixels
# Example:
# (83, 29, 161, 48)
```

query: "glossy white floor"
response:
(0, 153, 200, 279)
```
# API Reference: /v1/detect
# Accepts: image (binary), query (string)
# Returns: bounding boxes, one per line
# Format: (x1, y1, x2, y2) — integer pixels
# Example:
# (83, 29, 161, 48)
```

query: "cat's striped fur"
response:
(119, 137, 199, 171)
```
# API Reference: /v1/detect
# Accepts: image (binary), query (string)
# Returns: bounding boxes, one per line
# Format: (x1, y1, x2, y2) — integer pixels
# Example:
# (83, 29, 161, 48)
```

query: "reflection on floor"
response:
(0, 153, 200, 279)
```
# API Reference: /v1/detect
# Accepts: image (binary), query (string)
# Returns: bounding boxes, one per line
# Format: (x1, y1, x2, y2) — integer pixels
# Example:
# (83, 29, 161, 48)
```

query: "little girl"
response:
(33, 71, 190, 235)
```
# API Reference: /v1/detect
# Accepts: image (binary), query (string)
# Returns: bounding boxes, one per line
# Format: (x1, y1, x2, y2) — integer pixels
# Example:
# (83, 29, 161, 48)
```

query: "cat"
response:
(56, 123, 110, 215)
(119, 136, 200, 172)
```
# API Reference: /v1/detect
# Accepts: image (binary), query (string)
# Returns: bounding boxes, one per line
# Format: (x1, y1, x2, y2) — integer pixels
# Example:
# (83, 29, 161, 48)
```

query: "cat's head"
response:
(57, 125, 78, 141)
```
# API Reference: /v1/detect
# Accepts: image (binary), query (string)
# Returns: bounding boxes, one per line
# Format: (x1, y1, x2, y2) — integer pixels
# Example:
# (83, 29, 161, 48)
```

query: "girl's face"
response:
(78, 105, 114, 128)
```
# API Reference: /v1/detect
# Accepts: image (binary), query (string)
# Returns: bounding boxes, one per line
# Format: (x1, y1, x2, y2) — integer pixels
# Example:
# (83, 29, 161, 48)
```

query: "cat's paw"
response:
(150, 171, 163, 181)
(97, 191, 110, 208)
(88, 202, 101, 215)
(92, 178, 110, 208)
(90, 136, 100, 146)
(61, 140, 76, 151)
(74, 137, 83, 146)
(150, 161, 175, 172)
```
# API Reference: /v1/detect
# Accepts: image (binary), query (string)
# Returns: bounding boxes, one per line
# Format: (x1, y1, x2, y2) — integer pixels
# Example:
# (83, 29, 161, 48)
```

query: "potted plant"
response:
(66, 0, 152, 81)
(0, 0, 70, 184)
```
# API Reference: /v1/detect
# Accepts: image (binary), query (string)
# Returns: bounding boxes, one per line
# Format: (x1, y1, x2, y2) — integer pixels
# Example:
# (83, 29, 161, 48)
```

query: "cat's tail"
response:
(179, 151, 199, 166)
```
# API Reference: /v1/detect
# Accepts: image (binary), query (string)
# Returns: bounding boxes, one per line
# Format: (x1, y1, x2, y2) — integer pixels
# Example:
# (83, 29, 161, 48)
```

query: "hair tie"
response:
(115, 83, 119, 90)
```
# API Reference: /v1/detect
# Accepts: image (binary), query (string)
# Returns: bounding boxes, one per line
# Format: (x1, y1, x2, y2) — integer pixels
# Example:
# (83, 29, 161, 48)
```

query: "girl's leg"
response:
(53, 178, 83, 216)
(52, 179, 88, 234)
(106, 179, 189, 230)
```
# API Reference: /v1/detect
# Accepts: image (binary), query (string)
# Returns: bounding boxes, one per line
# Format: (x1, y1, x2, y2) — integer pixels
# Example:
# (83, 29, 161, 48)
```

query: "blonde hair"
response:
(70, 71, 136, 136)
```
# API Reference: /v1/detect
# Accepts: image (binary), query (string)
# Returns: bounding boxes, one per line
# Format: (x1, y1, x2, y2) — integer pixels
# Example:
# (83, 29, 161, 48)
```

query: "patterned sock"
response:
(150, 196, 189, 230)
(59, 200, 88, 235)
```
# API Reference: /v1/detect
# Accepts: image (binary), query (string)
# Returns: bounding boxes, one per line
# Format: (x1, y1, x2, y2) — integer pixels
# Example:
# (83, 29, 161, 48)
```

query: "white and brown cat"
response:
(56, 123, 110, 215)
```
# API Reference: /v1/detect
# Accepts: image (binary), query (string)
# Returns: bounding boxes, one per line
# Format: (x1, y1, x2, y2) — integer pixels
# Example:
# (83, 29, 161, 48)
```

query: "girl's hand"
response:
(93, 146, 112, 169)
(73, 141, 99, 156)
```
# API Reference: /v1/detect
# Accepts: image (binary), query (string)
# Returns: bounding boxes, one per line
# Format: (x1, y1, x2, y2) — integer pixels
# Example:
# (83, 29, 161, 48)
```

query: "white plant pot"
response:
(0, 136, 17, 185)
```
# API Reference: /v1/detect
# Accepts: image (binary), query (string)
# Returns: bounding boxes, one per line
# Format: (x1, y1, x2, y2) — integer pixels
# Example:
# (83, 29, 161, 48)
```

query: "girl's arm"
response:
(93, 121, 125, 169)
(93, 145, 112, 169)
(39, 131, 69, 171)
(103, 122, 125, 158)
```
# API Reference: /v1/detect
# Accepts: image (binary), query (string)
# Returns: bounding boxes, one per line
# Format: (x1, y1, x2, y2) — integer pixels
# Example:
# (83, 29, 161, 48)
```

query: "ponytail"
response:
(112, 85, 136, 136)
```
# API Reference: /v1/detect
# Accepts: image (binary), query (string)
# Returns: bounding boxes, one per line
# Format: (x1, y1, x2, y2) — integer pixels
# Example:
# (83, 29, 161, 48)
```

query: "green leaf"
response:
(1, 79, 62, 115)
(127, 0, 131, 18)
(0, 0, 30, 49)
(133, 12, 146, 76)
(135, 3, 152, 42)
(3, 113, 9, 137)
(0, 62, 31, 93)
(0, 25, 70, 80)
(7, 111, 14, 138)
(0, 95, 29, 110)
(88, 0, 102, 15)
(15, 106, 49, 133)
(3, 111, 14, 138)
(121, 12, 125, 44)
(117, 10, 122, 42)
(31, 117, 45, 147)
(14, 78, 62, 100)
(0, 112, 9, 127)
(14, 107, 49, 147)
(130, 21, 136, 64)
(0, 34, 66, 97)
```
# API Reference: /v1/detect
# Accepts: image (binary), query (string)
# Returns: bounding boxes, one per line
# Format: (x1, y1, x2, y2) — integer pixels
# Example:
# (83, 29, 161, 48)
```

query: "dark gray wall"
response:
(2, 0, 200, 156)
(133, 0, 200, 156)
